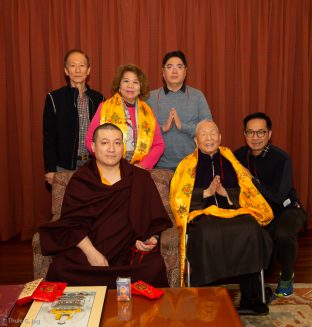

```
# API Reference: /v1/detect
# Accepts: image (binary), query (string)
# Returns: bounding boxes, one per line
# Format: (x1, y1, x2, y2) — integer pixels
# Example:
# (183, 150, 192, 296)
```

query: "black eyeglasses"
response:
(163, 64, 185, 70)
(244, 129, 267, 138)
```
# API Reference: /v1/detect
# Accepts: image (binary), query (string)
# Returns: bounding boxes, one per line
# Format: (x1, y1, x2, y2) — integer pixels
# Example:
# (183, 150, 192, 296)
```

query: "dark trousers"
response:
(265, 206, 307, 280)
(239, 272, 261, 300)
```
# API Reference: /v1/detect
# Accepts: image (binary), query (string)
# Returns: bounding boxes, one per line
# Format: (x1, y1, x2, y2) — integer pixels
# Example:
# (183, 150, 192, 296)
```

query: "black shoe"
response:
(237, 298, 269, 316)
(265, 286, 275, 304)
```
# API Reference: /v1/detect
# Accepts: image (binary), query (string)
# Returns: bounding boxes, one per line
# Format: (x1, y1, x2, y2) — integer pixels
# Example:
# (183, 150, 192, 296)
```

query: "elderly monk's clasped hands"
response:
(203, 175, 228, 198)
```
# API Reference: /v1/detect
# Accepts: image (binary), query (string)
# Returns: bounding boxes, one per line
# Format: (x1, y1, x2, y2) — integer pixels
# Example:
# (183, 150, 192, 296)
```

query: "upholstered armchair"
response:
(32, 169, 180, 287)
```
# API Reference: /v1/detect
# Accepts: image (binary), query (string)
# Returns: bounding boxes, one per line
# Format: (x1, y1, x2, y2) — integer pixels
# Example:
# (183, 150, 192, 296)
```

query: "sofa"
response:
(32, 169, 181, 287)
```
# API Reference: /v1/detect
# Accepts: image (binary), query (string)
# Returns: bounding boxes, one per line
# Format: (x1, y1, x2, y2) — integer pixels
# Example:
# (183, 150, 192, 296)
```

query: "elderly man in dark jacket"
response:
(43, 49, 103, 184)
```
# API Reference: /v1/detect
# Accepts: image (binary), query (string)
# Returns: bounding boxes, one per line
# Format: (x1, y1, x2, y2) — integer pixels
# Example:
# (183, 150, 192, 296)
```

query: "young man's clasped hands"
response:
(162, 108, 182, 132)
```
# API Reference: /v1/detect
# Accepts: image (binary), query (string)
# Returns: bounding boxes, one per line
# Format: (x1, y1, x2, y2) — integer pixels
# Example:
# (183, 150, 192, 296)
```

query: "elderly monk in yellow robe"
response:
(170, 120, 273, 315)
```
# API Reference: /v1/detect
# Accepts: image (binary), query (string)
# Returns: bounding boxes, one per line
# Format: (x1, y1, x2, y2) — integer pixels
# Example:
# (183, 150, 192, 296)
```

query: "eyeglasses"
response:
(244, 129, 267, 138)
(163, 64, 185, 70)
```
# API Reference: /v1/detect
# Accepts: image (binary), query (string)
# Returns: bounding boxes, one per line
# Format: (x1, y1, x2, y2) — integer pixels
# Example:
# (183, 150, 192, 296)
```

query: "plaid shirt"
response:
(77, 90, 90, 156)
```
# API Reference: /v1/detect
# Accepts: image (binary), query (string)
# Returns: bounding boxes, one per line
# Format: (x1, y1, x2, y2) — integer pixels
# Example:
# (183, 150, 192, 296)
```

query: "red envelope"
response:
(16, 280, 67, 305)
(131, 280, 165, 299)
(32, 281, 67, 302)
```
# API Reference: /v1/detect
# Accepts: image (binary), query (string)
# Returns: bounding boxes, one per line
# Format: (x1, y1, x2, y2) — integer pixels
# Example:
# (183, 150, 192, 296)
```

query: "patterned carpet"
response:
(227, 283, 312, 326)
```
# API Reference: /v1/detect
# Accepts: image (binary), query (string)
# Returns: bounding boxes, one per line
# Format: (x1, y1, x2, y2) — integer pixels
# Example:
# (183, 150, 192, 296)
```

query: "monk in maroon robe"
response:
(39, 123, 172, 288)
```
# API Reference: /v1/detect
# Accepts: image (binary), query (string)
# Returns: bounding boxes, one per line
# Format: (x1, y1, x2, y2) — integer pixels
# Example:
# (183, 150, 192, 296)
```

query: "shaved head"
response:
(195, 120, 219, 137)
(195, 120, 221, 156)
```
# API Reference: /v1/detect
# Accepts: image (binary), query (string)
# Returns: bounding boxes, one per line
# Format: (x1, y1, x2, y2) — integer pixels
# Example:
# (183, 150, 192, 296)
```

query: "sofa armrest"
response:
(33, 171, 74, 279)
(150, 169, 180, 287)
(160, 226, 180, 287)
(32, 232, 52, 280)
(51, 171, 75, 221)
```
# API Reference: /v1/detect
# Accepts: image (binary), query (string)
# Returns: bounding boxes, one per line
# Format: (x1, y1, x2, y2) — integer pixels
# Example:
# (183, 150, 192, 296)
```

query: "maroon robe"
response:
(39, 158, 172, 288)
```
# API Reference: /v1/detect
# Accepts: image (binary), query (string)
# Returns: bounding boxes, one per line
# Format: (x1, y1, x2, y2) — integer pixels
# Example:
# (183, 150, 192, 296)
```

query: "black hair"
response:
(92, 123, 123, 142)
(162, 50, 187, 67)
(111, 64, 149, 100)
(64, 49, 90, 68)
(243, 112, 272, 130)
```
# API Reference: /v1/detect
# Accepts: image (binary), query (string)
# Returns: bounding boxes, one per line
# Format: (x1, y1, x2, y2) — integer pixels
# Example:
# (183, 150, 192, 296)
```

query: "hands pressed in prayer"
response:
(162, 109, 175, 132)
(203, 175, 228, 198)
(171, 109, 182, 130)
(135, 236, 158, 252)
(216, 182, 228, 197)
(163, 108, 182, 132)
(203, 175, 220, 198)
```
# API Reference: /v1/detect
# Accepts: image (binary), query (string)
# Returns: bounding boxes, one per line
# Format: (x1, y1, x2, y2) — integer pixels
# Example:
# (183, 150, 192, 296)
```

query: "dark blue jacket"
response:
(43, 84, 104, 172)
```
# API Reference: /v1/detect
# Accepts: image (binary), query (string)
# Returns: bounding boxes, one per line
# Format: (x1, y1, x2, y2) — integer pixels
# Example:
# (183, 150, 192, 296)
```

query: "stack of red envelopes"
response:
(16, 279, 67, 305)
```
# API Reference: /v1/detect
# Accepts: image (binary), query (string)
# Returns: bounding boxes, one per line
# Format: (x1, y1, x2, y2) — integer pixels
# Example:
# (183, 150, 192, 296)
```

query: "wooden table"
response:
(100, 286, 242, 326)
(7, 286, 242, 326)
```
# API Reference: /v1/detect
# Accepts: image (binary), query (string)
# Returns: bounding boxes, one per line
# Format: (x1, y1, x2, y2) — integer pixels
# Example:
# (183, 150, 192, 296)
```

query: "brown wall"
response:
(0, 0, 311, 240)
